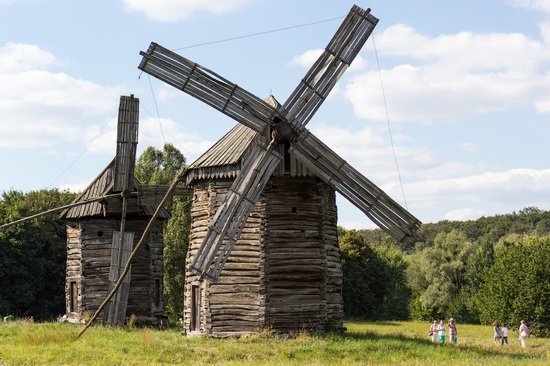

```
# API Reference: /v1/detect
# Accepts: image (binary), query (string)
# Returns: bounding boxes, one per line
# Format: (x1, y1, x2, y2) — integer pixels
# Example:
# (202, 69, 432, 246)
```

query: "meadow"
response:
(0, 321, 548, 365)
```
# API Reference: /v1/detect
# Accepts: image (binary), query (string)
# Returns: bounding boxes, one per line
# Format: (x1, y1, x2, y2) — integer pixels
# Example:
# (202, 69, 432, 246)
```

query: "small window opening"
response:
(70, 281, 78, 313)
(154, 279, 161, 308)
(190, 285, 200, 332)
(292, 207, 298, 213)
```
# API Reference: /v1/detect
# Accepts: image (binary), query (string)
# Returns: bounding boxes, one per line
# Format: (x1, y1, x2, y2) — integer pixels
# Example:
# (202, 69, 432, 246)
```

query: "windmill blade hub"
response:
(271, 120, 297, 143)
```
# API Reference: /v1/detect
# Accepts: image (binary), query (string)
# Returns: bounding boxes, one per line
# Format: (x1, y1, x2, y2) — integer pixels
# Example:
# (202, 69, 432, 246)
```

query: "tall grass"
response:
(0, 320, 548, 365)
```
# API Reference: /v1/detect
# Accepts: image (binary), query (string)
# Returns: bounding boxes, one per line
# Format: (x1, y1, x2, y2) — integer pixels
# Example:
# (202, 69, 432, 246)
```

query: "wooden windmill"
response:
(138, 5, 421, 336)
(60, 95, 172, 326)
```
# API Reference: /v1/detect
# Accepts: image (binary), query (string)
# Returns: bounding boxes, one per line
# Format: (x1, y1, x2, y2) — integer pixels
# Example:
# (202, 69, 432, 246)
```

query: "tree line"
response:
(341, 207, 550, 337)
(1, 144, 548, 337)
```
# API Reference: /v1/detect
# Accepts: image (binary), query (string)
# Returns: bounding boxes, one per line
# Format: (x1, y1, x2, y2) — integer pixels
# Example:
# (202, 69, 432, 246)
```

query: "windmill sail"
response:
(139, 44, 277, 135)
(289, 130, 421, 242)
(190, 142, 282, 281)
(113, 95, 139, 192)
(281, 6, 377, 129)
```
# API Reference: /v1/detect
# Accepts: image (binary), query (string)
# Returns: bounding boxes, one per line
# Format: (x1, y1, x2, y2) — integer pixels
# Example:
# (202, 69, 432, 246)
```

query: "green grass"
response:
(0, 321, 548, 365)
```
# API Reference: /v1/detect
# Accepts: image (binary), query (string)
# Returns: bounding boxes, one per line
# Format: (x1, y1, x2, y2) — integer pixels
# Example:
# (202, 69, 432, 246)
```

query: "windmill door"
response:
(104, 231, 134, 325)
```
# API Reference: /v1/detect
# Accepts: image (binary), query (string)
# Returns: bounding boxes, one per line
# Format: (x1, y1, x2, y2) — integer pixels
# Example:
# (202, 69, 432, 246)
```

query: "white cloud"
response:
(459, 142, 478, 153)
(0, 42, 58, 72)
(345, 24, 550, 123)
(0, 43, 124, 150)
(509, 0, 550, 13)
(400, 168, 550, 210)
(444, 208, 487, 221)
(122, 0, 253, 22)
(137, 116, 214, 161)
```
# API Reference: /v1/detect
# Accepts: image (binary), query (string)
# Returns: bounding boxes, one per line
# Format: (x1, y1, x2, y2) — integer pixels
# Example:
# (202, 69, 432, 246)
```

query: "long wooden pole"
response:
(76, 167, 186, 339)
(0, 193, 136, 230)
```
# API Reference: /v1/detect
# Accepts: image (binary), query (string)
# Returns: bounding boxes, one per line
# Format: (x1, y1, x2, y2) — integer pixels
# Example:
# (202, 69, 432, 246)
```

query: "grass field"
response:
(0, 320, 548, 365)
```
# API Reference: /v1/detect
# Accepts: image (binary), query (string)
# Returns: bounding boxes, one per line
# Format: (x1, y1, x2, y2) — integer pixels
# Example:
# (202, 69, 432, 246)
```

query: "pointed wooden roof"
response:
(183, 96, 315, 186)
(59, 158, 170, 220)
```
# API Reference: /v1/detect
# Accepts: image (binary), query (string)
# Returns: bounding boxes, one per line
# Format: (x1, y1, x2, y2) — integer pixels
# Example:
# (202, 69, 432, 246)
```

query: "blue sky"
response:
(1, 0, 549, 229)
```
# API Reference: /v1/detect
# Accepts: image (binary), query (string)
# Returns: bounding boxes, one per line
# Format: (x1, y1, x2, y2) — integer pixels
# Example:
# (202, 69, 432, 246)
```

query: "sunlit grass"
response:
(0, 320, 548, 365)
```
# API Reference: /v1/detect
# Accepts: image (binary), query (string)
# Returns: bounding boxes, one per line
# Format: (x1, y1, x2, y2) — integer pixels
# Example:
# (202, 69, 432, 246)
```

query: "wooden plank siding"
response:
(183, 176, 343, 337)
(64, 217, 165, 324)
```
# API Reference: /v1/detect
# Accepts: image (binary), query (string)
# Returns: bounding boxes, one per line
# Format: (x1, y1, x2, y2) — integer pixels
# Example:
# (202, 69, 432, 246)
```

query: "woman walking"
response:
(429, 320, 439, 343)
(519, 320, 529, 348)
(448, 318, 457, 344)
(492, 321, 501, 346)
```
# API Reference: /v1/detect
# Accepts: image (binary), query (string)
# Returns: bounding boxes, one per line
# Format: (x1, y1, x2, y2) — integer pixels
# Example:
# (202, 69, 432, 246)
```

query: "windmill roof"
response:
(183, 123, 257, 185)
(183, 95, 316, 185)
(59, 158, 170, 219)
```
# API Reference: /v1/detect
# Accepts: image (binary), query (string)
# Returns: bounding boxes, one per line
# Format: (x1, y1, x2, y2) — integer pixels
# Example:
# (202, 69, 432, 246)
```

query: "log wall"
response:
(65, 218, 165, 324)
(184, 176, 342, 337)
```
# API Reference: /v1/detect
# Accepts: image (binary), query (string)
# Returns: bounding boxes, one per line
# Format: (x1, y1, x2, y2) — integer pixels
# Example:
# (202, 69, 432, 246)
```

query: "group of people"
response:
(429, 318, 530, 348)
(493, 320, 529, 348)
(429, 318, 457, 344)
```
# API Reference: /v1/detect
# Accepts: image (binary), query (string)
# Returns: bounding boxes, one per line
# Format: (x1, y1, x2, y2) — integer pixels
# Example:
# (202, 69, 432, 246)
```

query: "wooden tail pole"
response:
(0, 193, 135, 230)
(76, 167, 187, 339)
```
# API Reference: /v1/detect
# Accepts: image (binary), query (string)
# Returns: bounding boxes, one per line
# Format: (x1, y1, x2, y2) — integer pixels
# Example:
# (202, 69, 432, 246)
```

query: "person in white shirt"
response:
(500, 323, 509, 345)
(429, 320, 438, 343)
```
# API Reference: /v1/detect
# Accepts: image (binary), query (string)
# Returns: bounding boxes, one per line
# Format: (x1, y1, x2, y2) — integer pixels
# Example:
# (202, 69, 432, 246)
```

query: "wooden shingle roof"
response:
(59, 158, 170, 220)
(183, 95, 316, 186)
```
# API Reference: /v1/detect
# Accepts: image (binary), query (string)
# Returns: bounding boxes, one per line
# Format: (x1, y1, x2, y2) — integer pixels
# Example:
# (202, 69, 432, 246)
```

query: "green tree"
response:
(135, 144, 185, 185)
(408, 229, 476, 320)
(134, 143, 191, 320)
(0, 189, 76, 320)
(372, 244, 411, 320)
(340, 230, 381, 319)
(340, 230, 410, 320)
(476, 235, 549, 336)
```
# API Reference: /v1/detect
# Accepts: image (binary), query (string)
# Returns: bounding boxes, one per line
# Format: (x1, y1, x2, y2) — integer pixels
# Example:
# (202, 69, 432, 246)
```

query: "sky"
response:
(1, 0, 550, 229)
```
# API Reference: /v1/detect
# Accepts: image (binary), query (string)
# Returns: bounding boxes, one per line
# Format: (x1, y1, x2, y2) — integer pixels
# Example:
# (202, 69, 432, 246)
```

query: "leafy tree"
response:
(476, 235, 549, 337)
(372, 244, 411, 320)
(408, 229, 476, 320)
(134, 143, 191, 320)
(447, 241, 494, 323)
(135, 143, 185, 185)
(341, 230, 410, 320)
(0, 189, 76, 320)
(340, 230, 382, 319)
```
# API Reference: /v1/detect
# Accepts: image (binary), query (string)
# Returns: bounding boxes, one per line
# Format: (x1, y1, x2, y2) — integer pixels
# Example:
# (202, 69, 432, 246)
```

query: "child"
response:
(500, 323, 509, 345)
(438, 320, 446, 344)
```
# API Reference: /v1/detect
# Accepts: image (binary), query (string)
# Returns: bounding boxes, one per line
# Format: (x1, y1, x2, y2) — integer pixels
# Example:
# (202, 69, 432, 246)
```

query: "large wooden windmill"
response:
(139, 5, 421, 336)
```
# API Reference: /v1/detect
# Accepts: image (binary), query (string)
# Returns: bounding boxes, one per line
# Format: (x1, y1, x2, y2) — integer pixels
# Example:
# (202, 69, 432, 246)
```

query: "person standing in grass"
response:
(493, 321, 501, 346)
(448, 318, 457, 344)
(438, 320, 446, 344)
(500, 323, 509, 346)
(518, 320, 529, 348)
(429, 320, 439, 343)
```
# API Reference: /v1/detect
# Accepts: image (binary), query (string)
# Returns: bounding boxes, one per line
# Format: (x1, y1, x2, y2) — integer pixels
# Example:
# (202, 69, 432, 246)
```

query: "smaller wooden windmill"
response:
(60, 95, 172, 325)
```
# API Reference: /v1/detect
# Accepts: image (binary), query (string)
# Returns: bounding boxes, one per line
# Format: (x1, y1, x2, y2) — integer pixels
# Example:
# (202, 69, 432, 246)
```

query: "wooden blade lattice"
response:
(190, 142, 282, 281)
(289, 130, 421, 242)
(281, 6, 378, 129)
(113, 95, 139, 192)
(139, 43, 278, 134)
